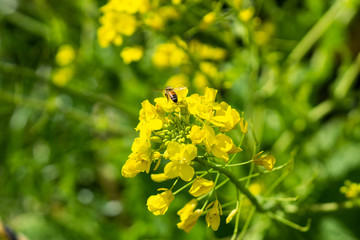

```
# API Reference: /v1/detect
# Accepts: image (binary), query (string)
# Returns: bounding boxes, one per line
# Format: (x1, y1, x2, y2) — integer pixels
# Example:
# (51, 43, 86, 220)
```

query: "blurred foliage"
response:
(0, 0, 360, 239)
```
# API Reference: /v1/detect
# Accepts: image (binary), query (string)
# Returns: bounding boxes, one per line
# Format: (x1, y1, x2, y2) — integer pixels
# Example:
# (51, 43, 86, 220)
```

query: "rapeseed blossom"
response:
(147, 189, 174, 215)
(96, 0, 280, 235)
(120, 46, 144, 64)
(189, 40, 227, 61)
(253, 152, 276, 171)
(152, 42, 188, 68)
(340, 180, 360, 199)
(177, 200, 203, 233)
(55, 44, 76, 66)
(189, 177, 214, 197)
(98, 0, 149, 48)
(206, 200, 222, 231)
(121, 86, 274, 233)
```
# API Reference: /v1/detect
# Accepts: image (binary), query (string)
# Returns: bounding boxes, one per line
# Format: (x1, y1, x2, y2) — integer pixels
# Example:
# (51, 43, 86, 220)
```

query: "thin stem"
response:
(226, 159, 253, 167)
(286, 0, 348, 64)
(221, 200, 237, 209)
(169, 178, 179, 191)
(267, 212, 311, 232)
(173, 172, 208, 195)
(237, 207, 256, 240)
(262, 196, 299, 202)
(231, 190, 241, 240)
(227, 133, 245, 164)
(213, 172, 220, 200)
(196, 157, 265, 212)
(284, 199, 360, 214)
(334, 52, 360, 99)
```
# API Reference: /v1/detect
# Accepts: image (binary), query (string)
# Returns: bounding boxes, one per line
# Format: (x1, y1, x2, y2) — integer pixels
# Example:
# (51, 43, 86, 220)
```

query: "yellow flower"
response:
(186, 87, 219, 121)
(178, 199, 197, 221)
(164, 142, 197, 181)
(131, 137, 151, 153)
(152, 43, 188, 68)
(203, 125, 241, 162)
(166, 74, 189, 90)
(144, 11, 165, 30)
(200, 11, 216, 29)
(136, 100, 163, 138)
(254, 22, 275, 45)
(151, 173, 171, 182)
(205, 200, 222, 231)
(120, 46, 144, 64)
(340, 180, 360, 198)
(102, 0, 149, 14)
(121, 137, 152, 177)
(172, 0, 182, 5)
(211, 102, 241, 131)
(121, 152, 151, 177)
(98, 11, 137, 47)
(233, 0, 243, 10)
(253, 153, 276, 171)
(199, 61, 220, 79)
(97, 26, 121, 48)
(193, 72, 208, 92)
(177, 199, 203, 233)
(155, 87, 189, 113)
(226, 208, 237, 224)
(189, 125, 206, 145)
(158, 6, 180, 21)
(189, 40, 227, 61)
(103, 12, 137, 36)
(147, 189, 174, 215)
(239, 117, 248, 134)
(55, 44, 76, 66)
(249, 182, 262, 195)
(51, 67, 73, 86)
(212, 134, 234, 161)
(203, 87, 218, 103)
(238, 7, 255, 22)
(189, 177, 214, 197)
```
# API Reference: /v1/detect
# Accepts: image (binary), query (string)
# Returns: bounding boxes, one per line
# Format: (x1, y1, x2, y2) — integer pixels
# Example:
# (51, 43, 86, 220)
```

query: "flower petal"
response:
(179, 164, 195, 181)
(164, 162, 180, 178)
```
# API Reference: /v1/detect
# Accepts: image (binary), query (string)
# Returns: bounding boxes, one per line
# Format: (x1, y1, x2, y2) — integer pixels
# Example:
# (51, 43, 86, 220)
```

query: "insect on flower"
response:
(164, 86, 186, 103)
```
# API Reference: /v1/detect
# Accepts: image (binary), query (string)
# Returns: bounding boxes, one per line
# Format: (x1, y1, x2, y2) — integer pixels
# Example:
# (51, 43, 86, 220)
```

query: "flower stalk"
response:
(196, 157, 265, 212)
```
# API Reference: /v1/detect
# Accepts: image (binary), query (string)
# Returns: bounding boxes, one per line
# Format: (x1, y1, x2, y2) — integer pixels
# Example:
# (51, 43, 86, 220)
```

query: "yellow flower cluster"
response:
(120, 46, 144, 64)
(52, 44, 76, 86)
(122, 87, 249, 232)
(253, 151, 276, 171)
(340, 180, 360, 199)
(189, 40, 227, 61)
(152, 40, 188, 68)
(97, 0, 149, 48)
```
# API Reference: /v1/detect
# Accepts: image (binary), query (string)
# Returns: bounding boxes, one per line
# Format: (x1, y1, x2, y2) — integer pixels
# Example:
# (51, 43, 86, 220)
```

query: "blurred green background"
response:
(1, 0, 360, 239)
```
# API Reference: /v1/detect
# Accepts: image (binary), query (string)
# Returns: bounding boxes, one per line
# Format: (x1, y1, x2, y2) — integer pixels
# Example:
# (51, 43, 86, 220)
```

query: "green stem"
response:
(237, 207, 256, 240)
(226, 159, 253, 167)
(267, 212, 311, 232)
(173, 172, 208, 195)
(231, 190, 241, 240)
(308, 100, 334, 122)
(334, 52, 360, 99)
(286, 0, 350, 64)
(196, 157, 265, 212)
(284, 199, 360, 214)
